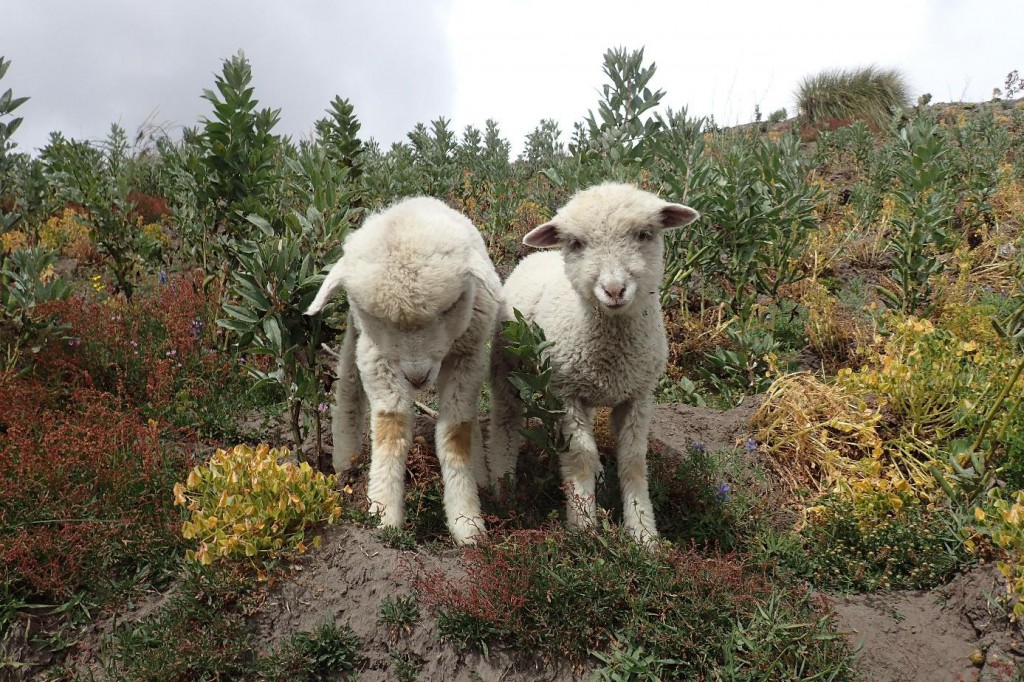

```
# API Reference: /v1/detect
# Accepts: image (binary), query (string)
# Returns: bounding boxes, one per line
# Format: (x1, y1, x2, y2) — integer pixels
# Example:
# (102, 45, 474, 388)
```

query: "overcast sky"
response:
(3, 1, 1022, 157)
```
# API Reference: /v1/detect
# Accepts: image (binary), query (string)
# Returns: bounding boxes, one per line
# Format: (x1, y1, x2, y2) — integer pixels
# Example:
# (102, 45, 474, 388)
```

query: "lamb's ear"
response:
(658, 204, 700, 231)
(523, 221, 562, 249)
(304, 257, 347, 316)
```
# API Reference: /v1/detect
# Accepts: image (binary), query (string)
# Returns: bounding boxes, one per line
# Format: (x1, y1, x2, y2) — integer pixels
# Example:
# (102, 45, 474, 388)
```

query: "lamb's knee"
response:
(440, 420, 474, 467)
(373, 411, 410, 453)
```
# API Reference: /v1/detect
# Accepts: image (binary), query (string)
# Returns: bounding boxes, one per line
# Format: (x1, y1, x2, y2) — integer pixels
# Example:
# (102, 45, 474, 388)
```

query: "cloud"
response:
(3, 1, 1022, 158)
(3, 0, 457, 153)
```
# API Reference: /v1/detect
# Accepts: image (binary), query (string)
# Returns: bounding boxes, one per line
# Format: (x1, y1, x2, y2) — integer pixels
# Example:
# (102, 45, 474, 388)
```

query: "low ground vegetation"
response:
(1, 48, 1023, 679)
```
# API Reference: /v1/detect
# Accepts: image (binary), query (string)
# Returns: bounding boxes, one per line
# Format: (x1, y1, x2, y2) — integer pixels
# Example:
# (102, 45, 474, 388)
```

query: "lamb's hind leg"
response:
(611, 398, 658, 546)
(485, 334, 524, 496)
(437, 352, 488, 546)
(559, 401, 600, 529)
(331, 317, 367, 474)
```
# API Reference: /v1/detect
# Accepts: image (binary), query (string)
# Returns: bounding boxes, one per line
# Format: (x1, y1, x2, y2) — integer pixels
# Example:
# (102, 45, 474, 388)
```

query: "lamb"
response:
(305, 196, 502, 546)
(487, 182, 699, 545)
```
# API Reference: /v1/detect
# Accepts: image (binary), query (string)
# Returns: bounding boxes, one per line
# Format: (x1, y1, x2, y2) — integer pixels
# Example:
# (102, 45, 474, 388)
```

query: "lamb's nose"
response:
(603, 283, 626, 301)
(405, 372, 430, 389)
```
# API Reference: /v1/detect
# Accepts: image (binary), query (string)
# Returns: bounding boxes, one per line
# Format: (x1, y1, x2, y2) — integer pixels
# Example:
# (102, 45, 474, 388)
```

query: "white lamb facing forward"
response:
(305, 196, 502, 546)
(487, 182, 700, 545)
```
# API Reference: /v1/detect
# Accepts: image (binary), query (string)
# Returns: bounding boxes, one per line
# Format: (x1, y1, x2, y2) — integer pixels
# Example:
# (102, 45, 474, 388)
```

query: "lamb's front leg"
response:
(436, 352, 488, 546)
(360, 338, 413, 530)
(560, 401, 599, 529)
(366, 407, 413, 529)
(611, 397, 658, 546)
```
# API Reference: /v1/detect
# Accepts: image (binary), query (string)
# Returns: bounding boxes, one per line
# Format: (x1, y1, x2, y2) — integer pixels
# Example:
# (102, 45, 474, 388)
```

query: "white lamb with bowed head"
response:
(487, 182, 700, 545)
(306, 196, 502, 546)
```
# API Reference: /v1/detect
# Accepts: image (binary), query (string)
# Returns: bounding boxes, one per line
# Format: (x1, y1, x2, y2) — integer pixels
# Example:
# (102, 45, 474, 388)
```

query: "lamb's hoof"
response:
(451, 516, 487, 547)
(490, 476, 515, 504)
(368, 501, 403, 530)
(628, 525, 660, 550)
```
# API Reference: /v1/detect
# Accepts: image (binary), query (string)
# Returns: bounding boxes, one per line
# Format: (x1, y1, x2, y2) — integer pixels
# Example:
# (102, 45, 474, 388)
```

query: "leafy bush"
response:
(0, 55, 28, 235)
(688, 133, 820, 326)
(880, 115, 959, 314)
(0, 246, 71, 370)
(38, 206, 96, 260)
(42, 125, 151, 299)
(497, 307, 569, 457)
(221, 141, 358, 458)
(796, 65, 910, 131)
(173, 444, 342, 573)
(197, 49, 282, 243)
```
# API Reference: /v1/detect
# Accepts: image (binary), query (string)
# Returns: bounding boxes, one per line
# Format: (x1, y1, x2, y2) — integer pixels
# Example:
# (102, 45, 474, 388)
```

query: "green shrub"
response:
(796, 65, 910, 130)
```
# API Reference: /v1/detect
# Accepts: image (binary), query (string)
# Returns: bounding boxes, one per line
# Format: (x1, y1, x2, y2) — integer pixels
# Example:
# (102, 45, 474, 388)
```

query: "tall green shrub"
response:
(194, 50, 282, 266)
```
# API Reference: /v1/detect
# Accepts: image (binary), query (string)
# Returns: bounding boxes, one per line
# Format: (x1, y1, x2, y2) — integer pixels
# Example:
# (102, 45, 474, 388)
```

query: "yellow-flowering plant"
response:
(173, 444, 342, 575)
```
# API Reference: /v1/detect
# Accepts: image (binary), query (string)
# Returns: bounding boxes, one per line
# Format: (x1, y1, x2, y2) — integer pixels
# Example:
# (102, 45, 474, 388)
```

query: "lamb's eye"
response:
(636, 230, 654, 242)
(567, 238, 585, 252)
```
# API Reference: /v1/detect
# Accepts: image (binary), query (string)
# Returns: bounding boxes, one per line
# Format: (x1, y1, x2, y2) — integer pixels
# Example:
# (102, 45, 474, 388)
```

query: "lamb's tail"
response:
(305, 258, 345, 315)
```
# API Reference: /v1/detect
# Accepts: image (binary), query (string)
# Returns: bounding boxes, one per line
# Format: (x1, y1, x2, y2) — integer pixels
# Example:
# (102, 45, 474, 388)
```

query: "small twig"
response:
(414, 401, 438, 420)
(320, 342, 341, 361)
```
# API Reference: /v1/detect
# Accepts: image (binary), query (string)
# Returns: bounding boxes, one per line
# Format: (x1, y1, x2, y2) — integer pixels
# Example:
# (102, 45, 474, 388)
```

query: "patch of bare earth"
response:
(830, 565, 1023, 682)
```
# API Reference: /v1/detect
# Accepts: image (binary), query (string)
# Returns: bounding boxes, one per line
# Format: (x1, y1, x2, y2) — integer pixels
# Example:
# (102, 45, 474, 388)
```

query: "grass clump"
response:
(646, 442, 770, 551)
(796, 65, 910, 131)
(799, 488, 965, 592)
(105, 566, 258, 680)
(173, 443, 342, 574)
(264, 618, 362, 681)
(103, 566, 360, 681)
(415, 525, 855, 679)
(378, 594, 421, 639)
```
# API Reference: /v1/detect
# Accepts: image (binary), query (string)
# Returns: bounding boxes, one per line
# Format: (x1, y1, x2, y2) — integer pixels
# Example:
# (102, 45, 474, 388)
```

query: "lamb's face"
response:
(353, 280, 476, 392)
(523, 184, 700, 314)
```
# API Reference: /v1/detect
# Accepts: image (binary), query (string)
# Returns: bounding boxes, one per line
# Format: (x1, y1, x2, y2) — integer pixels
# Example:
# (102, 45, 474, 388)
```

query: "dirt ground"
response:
(11, 402, 1024, 680)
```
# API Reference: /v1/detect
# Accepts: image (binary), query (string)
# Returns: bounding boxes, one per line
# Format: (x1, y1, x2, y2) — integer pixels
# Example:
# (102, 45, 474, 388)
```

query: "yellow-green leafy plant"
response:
(973, 491, 1024, 620)
(39, 206, 93, 258)
(835, 316, 1005, 485)
(173, 444, 342, 574)
(0, 228, 28, 254)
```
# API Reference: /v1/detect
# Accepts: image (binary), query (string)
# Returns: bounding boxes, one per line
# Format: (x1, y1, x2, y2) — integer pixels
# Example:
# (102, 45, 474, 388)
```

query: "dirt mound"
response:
(830, 564, 1023, 682)
(649, 398, 763, 455)
(251, 523, 581, 681)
